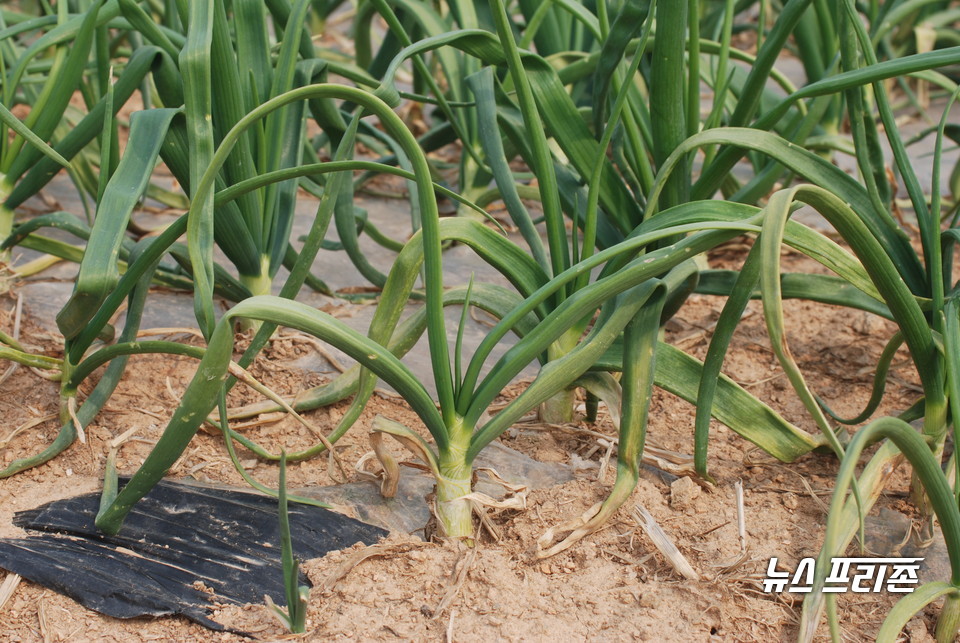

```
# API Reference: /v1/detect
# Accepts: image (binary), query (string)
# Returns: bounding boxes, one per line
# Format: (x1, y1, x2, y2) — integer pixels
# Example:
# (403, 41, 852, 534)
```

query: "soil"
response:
(0, 240, 945, 643)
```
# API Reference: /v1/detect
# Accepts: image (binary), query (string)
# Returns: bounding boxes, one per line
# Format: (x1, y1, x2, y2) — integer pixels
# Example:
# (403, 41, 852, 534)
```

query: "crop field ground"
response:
(2, 1, 960, 641)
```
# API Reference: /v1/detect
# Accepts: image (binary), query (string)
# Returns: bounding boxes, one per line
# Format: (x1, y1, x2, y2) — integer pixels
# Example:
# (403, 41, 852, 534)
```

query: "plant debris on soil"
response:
(0, 243, 946, 642)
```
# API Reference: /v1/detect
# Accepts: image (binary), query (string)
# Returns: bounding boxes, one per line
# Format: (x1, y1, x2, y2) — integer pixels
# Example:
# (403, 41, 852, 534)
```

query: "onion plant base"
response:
(935, 594, 960, 643)
(538, 387, 577, 424)
(433, 472, 475, 541)
(238, 259, 274, 333)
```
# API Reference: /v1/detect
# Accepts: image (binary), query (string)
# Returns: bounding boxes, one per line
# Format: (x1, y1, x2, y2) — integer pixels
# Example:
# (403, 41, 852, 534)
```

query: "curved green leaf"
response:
(58, 108, 180, 340)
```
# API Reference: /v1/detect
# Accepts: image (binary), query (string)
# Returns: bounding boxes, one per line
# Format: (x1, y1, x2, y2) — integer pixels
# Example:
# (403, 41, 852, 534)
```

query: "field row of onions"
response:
(2, 1, 960, 639)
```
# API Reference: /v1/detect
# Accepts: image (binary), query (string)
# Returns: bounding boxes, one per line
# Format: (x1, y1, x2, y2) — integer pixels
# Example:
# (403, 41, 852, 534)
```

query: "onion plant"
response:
(87, 76, 689, 537)
(143, 0, 343, 312)
(0, 1, 109, 245)
(91, 197, 825, 541)
(89, 0, 960, 546)
(17, 4, 800, 544)
(11, 0, 358, 315)
(366, 0, 958, 457)
(354, 0, 490, 216)
(0, 1, 195, 241)
(359, 0, 882, 424)
(0, 0, 366, 475)
(0, 89, 477, 479)
(658, 2, 960, 636)
(7, 1, 960, 599)
(87, 71, 834, 544)
(202, 0, 815, 442)
(96, 0, 845, 544)
(362, 0, 663, 423)
(265, 452, 309, 634)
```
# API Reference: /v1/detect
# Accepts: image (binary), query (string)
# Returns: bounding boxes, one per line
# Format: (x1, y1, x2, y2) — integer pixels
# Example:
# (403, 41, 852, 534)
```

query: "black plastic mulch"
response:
(0, 478, 387, 631)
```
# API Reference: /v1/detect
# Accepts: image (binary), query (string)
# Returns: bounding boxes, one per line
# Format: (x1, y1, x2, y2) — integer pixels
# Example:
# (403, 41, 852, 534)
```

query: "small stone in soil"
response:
(670, 477, 701, 509)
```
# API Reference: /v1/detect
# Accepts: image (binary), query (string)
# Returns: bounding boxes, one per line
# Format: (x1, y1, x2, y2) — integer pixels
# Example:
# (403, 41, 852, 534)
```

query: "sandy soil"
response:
(0, 241, 945, 642)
